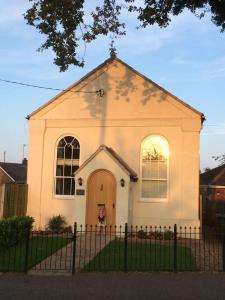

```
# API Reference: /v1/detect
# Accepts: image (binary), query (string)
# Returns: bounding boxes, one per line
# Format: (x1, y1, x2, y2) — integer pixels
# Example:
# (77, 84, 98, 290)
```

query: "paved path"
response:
(29, 232, 111, 274)
(1, 273, 225, 300)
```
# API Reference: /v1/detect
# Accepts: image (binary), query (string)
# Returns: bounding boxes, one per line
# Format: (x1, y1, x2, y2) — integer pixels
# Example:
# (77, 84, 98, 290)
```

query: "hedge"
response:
(0, 216, 34, 251)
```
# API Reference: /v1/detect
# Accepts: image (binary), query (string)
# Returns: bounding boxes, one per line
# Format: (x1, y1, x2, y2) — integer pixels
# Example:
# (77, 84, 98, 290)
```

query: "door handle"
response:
(112, 203, 115, 208)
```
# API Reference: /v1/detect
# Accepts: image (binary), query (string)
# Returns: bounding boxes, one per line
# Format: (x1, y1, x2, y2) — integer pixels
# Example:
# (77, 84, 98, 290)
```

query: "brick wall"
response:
(209, 187, 225, 201)
(0, 169, 13, 184)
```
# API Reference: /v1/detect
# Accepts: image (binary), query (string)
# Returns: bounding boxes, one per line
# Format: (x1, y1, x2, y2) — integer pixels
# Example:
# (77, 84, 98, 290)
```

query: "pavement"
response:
(1, 273, 225, 300)
(30, 233, 112, 274)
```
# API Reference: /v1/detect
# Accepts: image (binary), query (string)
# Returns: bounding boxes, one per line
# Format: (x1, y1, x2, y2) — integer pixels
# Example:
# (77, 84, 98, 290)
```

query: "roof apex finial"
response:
(111, 50, 117, 57)
(109, 42, 117, 59)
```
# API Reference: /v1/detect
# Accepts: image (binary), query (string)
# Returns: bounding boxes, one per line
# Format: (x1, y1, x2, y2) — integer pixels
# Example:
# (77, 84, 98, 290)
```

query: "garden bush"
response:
(0, 216, 34, 251)
(148, 231, 163, 240)
(163, 230, 174, 240)
(47, 215, 67, 233)
(137, 229, 148, 239)
(62, 225, 73, 233)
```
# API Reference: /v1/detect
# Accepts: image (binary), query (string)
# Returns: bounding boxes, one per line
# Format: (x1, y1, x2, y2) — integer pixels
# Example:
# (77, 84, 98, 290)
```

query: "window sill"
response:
(140, 198, 167, 203)
(54, 195, 75, 200)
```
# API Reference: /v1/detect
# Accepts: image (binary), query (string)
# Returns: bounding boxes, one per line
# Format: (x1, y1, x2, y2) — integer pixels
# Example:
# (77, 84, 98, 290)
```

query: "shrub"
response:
(47, 215, 67, 233)
(137, 229, 148, 239)
(0, 216, 34, 251)
(63, 226, 73, 233)
(147, 231, 163, 240)
(163, 230, 174, 240)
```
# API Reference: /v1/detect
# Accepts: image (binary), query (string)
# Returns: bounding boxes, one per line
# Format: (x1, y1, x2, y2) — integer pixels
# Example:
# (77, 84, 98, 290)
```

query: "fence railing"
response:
(0, 224, 225, 274)
(201, 197, 225, 228)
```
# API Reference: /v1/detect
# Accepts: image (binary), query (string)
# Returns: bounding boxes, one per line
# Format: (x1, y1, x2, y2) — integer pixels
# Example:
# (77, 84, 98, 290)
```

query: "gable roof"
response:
(200, 164, 225, 186)
(0, 162, 27, 183)
(27, 56, 205, 122)
(75, 144, 138, 181)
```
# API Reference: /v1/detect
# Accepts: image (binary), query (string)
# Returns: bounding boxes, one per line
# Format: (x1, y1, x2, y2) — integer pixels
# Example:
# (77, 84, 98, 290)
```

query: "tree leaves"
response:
(24, 0, 225, 71)
(24, 0, 85, 71)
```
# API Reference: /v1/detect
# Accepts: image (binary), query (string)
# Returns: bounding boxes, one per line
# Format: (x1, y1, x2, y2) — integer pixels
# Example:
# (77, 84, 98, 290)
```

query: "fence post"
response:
(24, 224, 31, 274)
(124, 223, 128, 272)
(72, 222, 77, 275)
(173, 224, 177, 273)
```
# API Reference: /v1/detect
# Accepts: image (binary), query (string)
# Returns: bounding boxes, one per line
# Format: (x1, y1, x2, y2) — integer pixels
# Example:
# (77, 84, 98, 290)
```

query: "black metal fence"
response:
(202, 199, 225, 230)
(0, 224, 225, 274)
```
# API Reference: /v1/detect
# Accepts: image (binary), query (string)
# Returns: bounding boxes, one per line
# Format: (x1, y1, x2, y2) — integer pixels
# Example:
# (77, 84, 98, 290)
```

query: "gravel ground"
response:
(1, 273, 225, 300)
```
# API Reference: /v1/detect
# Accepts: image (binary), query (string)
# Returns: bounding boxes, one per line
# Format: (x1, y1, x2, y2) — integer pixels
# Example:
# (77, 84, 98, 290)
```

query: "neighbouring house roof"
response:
(0, 162, 27, 183)
(75, 144, 138, 181)
(200, 164, 225, 186)
(27, 56, 205, 122)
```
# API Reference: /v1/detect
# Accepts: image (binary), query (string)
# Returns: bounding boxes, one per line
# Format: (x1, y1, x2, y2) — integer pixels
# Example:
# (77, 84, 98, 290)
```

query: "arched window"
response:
(141, 135, 169, 200)
(55, 136, 80, 196)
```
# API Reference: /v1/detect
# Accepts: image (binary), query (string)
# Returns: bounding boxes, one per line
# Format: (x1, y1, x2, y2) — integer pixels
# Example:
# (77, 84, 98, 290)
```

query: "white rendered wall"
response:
(27, 59, 202, 229)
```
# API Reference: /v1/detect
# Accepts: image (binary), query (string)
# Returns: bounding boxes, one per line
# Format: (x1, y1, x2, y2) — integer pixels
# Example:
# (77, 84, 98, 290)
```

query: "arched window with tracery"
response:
(141, 135, 169, 201)
(55, 136, 80, 196)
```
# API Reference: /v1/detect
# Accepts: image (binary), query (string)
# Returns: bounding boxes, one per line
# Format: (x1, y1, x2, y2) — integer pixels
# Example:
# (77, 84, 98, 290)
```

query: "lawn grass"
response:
(0, 235, 71, 272)
(83, 239, 195, 272)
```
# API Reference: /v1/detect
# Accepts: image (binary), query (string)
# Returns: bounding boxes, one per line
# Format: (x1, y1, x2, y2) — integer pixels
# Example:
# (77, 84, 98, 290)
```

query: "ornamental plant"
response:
(47, 215, 67, 233)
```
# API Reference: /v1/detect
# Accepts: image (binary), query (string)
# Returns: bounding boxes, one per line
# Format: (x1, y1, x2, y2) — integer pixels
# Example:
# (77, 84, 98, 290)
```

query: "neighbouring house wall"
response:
(209, 187, 225, 201)
(27, 59, 202, 229)
(200, 186, 225, 202)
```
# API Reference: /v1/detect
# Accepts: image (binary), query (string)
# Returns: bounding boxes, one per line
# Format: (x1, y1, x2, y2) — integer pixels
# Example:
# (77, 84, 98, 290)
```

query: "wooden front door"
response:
(86, 170, 116, 226)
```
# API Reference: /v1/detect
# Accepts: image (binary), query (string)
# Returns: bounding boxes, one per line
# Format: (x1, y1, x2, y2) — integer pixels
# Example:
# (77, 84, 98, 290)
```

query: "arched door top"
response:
(86, 169, 116, 226)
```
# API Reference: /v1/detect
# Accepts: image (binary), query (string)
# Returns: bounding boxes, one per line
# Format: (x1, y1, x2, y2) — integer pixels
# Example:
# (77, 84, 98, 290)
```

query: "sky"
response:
(0, 1, 224, 171)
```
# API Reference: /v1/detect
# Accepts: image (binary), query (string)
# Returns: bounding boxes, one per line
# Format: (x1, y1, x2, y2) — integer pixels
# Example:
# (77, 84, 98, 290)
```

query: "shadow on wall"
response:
(80, 60, 169, 146)
(77, 60, 198, 223)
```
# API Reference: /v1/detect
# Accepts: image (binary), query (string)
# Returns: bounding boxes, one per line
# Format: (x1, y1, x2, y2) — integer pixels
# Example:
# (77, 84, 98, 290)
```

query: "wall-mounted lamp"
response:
(78, 177, 83, 186)
(120, 178, 125, 187)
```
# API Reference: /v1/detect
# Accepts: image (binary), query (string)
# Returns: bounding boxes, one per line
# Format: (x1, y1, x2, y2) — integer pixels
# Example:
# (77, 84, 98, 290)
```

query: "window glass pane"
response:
(142, 161, 151, 178)
(141, 136, 169, 199)
(158, 161, 167, 179)
(58, 138, 66, 147)
(55, 136, 79, 195)
(142, 150, 149, 160)
(142, 161, 166, 179)
(142, 136, 169, 160)
(72, 148, 80, 159)
(150, 161, 158, 178)
(64, 165, 72, 176)
(57, 148, 64, 159)
(142, 180, 156, 198)
(158, 181, 167, 198)
(56, 178, 63, 195)
(65, 136, 74, 143)
(142, 180, 167, 198)
(71, 178, 75, 195)
(64, 178, 74, 195)
(72, 139, 80, 148)
(63, 165, 76, 177)
(65, 145, 72, 159)
(56, 165, 64, 176)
